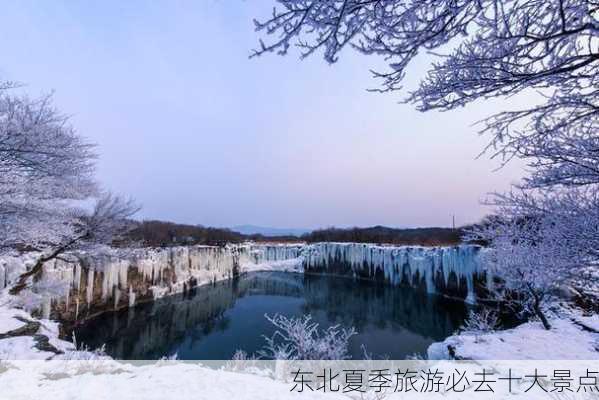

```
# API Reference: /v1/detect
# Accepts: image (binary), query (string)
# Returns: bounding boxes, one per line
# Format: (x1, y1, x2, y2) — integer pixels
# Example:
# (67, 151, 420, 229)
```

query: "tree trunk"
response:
(9, 234, 86, 295)
(9, 257, 47, 295)
(532, 292, 551, 330)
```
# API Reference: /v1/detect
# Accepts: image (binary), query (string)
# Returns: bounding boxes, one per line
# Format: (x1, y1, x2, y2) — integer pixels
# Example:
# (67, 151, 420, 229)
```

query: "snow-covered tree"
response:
(0, 84, 139, 295)
(0, 91, 96, 252)
(252, 1, 599, 323)
(470, 188, 599, 328)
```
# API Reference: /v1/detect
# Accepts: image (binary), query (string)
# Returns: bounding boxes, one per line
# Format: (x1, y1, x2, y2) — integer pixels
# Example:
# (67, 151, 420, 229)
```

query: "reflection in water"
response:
(73, 272, 469, 359)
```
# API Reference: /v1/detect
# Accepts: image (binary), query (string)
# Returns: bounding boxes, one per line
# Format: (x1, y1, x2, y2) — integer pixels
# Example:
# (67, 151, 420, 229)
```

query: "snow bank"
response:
(0, 361, 347, 400)
(428, 318, 599, 360)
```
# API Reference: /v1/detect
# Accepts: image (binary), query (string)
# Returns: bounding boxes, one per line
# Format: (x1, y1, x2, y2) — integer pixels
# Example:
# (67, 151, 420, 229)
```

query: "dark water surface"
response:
(73, 272, 469, 359)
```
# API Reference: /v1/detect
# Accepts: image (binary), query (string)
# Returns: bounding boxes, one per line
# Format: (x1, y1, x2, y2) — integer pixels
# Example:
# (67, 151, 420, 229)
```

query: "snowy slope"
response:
(428, 317, 599, 360)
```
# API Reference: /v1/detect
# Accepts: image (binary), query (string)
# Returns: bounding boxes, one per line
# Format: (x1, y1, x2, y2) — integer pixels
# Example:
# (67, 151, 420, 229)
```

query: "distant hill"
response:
(231, 225, 311, 237)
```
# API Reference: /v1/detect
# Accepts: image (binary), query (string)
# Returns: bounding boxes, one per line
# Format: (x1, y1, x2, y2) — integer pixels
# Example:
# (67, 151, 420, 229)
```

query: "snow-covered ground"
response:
(0, 306, 29, 333)
(428, 316, 599, 360)
(0, 360, 350, 400)
(2, 358, 599, 400)
(0, 304, 77, 360)
(573, 313, 599, 332)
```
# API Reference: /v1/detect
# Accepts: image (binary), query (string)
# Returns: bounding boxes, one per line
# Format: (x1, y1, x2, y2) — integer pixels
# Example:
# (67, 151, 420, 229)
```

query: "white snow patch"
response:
(571, 312, 599, 332)
(0, 336, 54, 360)
(428, 318, 599, 360)
(0, 307, 30, 334)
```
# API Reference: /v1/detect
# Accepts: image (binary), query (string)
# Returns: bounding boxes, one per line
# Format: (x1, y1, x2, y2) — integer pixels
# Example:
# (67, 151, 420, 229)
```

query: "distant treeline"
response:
(126, 220, 244, 246)
(302, 226, 464, 246)
(125, 220, 302, 247)
(125, 220, 465, 247)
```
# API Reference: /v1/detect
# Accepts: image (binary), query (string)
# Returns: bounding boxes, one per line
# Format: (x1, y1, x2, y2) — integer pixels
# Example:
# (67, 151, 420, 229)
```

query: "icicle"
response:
(65, 284, 70, 311)
(128, 286, 136, 307)
(0, 263, 5, 289)
(114, 288, 121, 309)
(73, 263, 82, 291)
(86, 268, 94, 304)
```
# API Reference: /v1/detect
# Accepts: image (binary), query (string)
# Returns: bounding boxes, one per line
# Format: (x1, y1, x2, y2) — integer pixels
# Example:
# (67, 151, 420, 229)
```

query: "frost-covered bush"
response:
(62, 333, 110, 361)
(59, 345, 110, 361)
(51, 347, 122, 378)
(225, 350, 264, 375)
(460, 309, 499, 335)
(158, 353, 179, 361)
(258, 314, 356, 360)
(231, 349, 256, 361)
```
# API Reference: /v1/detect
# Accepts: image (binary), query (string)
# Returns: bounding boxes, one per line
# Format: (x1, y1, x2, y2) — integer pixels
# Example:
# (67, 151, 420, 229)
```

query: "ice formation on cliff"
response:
(304, 243, 483, 303)
(0, 242, 486, 319)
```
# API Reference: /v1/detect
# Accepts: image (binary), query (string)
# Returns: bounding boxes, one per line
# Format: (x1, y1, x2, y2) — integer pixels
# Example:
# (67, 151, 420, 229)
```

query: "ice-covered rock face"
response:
(303, 243, 486, 303)
(0, 243, 486, 322)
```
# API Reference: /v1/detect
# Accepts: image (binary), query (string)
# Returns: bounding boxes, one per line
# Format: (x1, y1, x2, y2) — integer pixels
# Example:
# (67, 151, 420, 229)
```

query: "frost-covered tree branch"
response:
(8, 192, 140, 295)
(253, 1, 598, 157)
(253, 1, 599, 322)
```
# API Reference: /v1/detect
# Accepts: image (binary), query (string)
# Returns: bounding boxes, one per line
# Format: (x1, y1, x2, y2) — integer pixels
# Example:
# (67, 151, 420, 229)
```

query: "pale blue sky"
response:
(0, 1, 525, 229)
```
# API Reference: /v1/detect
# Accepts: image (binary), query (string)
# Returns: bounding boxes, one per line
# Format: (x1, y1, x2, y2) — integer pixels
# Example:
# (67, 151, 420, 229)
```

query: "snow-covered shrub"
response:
(225, 350, 264, 375)
(158, 353, 179, 361)
(50, 341, 123, 377)
(60, 341, 109, 361)
(258, 314, 356, 360)
(231, 349, 255, 361)
(460, 309, 500, 334)
(63, 332, 110, 361)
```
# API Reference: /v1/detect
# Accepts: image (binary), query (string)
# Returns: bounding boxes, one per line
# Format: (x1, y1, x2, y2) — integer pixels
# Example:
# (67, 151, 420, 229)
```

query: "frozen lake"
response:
(72, 272, 469, 359)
